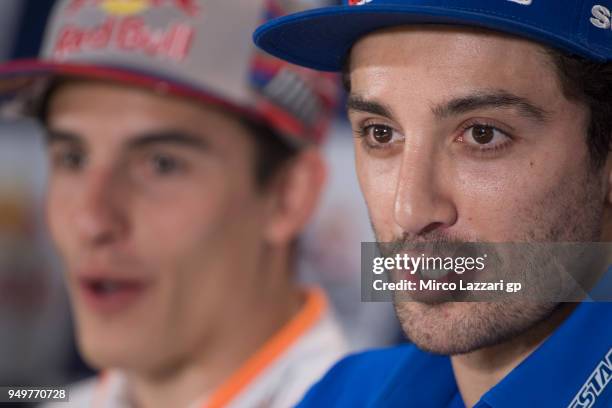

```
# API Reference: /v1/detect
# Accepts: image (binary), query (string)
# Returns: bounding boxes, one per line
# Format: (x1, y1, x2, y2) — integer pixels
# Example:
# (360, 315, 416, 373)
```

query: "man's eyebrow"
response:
(432, 90, 551, 122)
(127, 130, 209, 151)
(45, 129, 82, 145)
(346, 95, 396, 121)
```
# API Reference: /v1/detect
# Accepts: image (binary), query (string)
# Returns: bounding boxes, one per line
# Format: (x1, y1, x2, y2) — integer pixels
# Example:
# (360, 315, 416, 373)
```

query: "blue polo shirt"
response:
(298, 302, 612, 407)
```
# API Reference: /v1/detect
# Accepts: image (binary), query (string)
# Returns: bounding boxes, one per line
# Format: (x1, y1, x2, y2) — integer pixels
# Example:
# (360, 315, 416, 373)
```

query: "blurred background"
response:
(0, 0, 400, 389)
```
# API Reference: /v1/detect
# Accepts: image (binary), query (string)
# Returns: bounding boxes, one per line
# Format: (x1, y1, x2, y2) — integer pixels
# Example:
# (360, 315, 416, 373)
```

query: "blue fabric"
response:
(297, 302, 612, 407)
(254, 0, 612, 71)
(589, 270, 612, 302)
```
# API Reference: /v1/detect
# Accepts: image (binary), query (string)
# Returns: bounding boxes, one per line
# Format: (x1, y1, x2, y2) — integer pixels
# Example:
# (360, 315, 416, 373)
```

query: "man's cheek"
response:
(362, 179, 396, 234)
(468, 189, 535, 239)
(471, 179, 560, 240)
(47, 203, 74, 261)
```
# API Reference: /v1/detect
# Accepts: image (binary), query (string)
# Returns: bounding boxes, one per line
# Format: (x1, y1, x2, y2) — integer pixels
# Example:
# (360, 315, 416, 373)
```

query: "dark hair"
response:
(36, 78, 299, 188)
(341, 48, 612, 168)
(545, 50, 612, 169)
(239, 116, 299, 188)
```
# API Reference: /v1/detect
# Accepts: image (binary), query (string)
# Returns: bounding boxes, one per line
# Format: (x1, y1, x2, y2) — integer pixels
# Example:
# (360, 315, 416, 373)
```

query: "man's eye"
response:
(462, 125, 509, 146)
(359, 124, 403, 148)
(51, 149, 85, 171)
(152, 154, 182, 175)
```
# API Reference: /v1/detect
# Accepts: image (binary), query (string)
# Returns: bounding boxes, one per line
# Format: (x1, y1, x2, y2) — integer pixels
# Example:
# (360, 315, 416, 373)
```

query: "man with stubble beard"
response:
(255, 1, 612, 407)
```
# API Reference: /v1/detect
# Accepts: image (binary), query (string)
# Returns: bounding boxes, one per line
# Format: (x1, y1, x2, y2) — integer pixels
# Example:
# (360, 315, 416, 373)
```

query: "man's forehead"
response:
(43, 81, 262, 162)
(349, 24, 552, 68)
(346, 24, 563, 105)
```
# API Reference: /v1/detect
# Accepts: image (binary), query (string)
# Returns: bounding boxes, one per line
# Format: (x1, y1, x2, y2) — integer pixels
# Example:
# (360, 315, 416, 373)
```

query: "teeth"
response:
(420, 268, 449, 279)
(94, 281, 119, 293)
(102, 282, 117, 292)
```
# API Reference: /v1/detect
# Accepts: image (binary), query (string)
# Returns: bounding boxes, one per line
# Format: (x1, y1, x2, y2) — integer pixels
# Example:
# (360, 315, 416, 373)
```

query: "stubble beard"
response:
(378, 163, 605, 356)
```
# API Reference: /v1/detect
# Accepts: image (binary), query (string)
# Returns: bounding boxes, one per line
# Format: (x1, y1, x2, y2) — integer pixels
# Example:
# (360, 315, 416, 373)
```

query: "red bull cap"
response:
(0, 0, 338, 144)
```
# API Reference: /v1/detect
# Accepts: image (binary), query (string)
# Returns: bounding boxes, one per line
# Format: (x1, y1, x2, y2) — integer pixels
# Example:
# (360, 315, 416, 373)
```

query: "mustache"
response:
(373, 228, 480, 258)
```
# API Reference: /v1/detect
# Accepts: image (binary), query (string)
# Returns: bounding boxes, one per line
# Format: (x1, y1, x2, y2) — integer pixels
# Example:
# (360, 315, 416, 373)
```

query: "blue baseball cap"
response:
(254, 0, 612, 72)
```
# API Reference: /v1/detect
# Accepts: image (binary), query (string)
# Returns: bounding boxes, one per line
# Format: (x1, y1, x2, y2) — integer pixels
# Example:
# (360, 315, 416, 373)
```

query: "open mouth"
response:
(78, 278, 148, 313)
(87, 280, 139, 293)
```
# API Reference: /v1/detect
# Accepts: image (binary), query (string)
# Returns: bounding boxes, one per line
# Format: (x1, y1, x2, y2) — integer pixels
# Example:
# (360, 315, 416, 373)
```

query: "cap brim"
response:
(0, 59, 256, 120)
(254, 4, 603, 72)
(0, 59, 315, 145)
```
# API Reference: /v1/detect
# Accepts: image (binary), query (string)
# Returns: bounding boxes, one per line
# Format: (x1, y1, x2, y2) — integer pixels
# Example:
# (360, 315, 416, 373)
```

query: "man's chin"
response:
(75, 327, 153, 372)
(394, 301, 558, 355)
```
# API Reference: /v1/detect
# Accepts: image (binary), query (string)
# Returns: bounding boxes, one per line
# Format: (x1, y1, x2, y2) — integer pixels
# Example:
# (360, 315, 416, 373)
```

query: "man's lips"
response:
(75, 271, 151, 314)
(397, 266, 462, 285)
(391, 258, 487, 303)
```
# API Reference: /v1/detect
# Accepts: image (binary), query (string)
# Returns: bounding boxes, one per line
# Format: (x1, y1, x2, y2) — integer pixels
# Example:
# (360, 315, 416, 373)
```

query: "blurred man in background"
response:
(0, 0, 348, 407)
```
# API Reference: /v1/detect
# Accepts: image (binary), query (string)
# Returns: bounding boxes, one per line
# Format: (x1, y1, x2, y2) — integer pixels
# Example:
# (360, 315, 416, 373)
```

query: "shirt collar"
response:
(378, 302, 612, 408)
(480, 302, 612, 408)
(378, 345, 457, 407)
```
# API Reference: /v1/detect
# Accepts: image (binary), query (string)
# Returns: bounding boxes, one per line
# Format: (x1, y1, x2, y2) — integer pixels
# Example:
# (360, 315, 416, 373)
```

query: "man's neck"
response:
(451, 303, 577, 408)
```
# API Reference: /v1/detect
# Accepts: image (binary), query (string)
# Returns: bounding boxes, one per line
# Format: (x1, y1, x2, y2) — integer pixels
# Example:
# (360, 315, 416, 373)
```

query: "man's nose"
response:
(73, 168, 128, 247)
(393, 141, 457, 238)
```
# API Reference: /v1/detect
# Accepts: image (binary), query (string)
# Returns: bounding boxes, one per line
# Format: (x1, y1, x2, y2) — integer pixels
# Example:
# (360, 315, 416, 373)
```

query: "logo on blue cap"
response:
(592, 5, 612, 29)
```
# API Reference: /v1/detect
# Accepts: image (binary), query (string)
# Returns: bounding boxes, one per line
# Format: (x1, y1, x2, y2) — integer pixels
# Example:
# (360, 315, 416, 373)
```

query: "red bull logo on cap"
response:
(55, 0, 198, 61)
(66, 0, 199, 16)
(101, 0, 151, 16)
(348, 0, 373, 5)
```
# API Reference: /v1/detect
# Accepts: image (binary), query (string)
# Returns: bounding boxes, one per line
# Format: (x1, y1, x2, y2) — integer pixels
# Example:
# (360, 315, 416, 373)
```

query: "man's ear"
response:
(263, 147, 327, 246)
(601, 155, 612, 241)
(607, 158, 612, 205)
